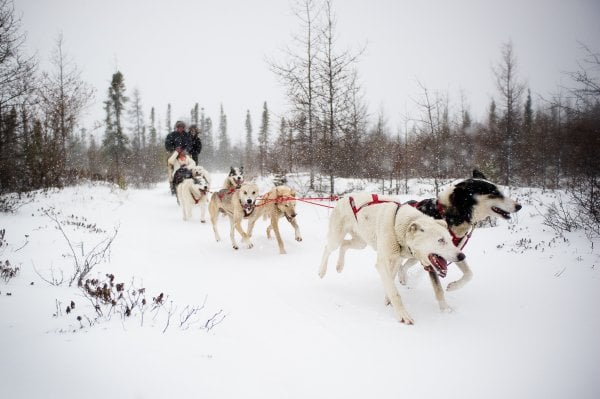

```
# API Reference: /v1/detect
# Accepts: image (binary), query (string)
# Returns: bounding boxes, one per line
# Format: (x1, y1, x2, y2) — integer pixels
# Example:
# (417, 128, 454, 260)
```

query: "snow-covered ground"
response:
(1, 174, 599, 399)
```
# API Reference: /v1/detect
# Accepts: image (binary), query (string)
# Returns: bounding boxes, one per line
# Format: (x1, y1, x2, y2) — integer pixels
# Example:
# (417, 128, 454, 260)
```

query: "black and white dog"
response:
(399, 169, 522, 291)
(223, 166, 244, 190)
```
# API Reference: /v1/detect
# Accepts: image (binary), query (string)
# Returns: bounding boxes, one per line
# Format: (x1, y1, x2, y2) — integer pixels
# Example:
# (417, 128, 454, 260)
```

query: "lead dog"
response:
(176, 166, 212, 222)
(260, 185, 302, 254)
(398, 169, 522, 291)
(208, 181, 261, 250)
(318, 192, 465, 324)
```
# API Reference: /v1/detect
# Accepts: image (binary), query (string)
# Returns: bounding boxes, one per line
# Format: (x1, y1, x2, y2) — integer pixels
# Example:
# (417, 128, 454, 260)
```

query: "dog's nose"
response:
(457, 252, 466, 262)
(247, 199, 253, 204)
(515, 204, 522, 212)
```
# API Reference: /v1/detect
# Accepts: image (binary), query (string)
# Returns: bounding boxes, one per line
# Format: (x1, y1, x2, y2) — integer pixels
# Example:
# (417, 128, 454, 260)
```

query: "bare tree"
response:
(412, 81, 449, 195)
(38, 32, 95, 183)
(493, 40, 525, 186)
(566, 43, 600, 108)
(0, 0, 37, 192)
(0, 0, 36, 112)
(268, 0, 322, 189)
(338, 69, 368, 176)
(315, 0, 363, 194)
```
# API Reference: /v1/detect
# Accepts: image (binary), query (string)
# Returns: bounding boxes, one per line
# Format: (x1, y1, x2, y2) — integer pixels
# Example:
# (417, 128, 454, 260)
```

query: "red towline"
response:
(256, 195, 340, 208)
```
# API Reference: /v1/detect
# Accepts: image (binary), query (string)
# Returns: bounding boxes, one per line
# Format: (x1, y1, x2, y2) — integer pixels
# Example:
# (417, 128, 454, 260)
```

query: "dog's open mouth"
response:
(492, 206, 511, 219)
(425, 254, 448, 278)
(243, 202, 255, 214)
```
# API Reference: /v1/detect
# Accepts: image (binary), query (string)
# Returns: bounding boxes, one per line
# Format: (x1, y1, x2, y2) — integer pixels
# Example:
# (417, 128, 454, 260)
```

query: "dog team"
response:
(166, 123, 522, 325)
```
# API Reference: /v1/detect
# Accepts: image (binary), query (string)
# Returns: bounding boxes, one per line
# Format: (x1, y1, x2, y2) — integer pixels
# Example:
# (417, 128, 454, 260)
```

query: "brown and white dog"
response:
(176, 166, 211, 222)
(260, 185, 302, 254)
(208, 181, 261, 250)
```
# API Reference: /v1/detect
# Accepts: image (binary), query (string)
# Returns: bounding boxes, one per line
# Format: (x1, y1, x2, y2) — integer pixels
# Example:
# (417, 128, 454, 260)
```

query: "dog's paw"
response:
(439, 304, 454, 313)
(232, 244, 239, 250)
(318, 267, 327, 279)
(397, 311, 415, 325)
(446, 280, 465, 292)
(247, 242, 254, 249)
(200, 220, 206, 223)
(295, 236, 303, 242)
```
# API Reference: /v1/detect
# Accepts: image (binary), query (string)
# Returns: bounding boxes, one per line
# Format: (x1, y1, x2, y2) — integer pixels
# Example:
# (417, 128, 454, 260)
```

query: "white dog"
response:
(319, 192, 465, 324)
(176, 166, 211, 222)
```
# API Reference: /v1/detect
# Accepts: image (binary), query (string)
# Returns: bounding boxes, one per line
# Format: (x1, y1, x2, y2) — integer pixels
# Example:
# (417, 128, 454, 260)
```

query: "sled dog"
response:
(318, 192, 465, 324)
(208, 181, 261, 250)
(223, 166, 244, 190)
(399, 169, 522, 291)
(176, 166, 212, 222)
(167, 150, 196, 194)
(260, 185, 302, 254)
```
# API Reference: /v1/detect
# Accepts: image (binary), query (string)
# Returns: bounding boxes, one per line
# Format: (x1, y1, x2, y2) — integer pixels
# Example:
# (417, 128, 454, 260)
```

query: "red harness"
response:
(349, 194, 402, 220)
(217, 187, 236, 200)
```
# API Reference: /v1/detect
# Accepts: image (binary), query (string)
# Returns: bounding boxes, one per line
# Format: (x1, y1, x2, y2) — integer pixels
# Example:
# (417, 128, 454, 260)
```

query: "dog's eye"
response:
(438, 238, 446, 245)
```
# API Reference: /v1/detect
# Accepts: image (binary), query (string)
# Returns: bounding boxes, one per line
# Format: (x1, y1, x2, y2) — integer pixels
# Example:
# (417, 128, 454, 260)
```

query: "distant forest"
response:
(1, 0, 598, 201)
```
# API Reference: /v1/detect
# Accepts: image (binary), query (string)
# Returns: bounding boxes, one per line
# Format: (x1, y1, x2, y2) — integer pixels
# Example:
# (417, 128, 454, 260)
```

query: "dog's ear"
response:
(408, 222, 423, 234)
(290, 189, 296, 197)
(240, 166, 244, 174)
(472, 169, 486, 179)
(229, 166, 235, 175)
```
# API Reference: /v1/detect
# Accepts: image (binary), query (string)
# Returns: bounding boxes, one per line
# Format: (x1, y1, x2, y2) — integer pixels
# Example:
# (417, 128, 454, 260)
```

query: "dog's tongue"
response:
(426, 254, 448, 278)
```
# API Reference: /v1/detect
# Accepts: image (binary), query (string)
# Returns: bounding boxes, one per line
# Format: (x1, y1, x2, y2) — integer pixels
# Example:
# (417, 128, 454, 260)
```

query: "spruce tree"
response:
(217, 104, 230, 169)
(258, 101, 270, 175)
(245, 110, 253, 169)
(203, 116, 214, 168)
(102, 71, 130, 186)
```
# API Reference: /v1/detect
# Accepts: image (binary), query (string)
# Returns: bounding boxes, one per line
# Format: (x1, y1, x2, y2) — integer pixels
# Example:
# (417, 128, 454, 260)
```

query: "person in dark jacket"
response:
(165, 121, 193, 194)
(188, 124, 202, 164)
(165, 120, 193, 154)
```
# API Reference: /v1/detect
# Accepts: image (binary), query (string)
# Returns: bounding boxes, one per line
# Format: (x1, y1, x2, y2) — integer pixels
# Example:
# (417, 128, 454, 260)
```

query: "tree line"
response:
(1, 0, 598, 207)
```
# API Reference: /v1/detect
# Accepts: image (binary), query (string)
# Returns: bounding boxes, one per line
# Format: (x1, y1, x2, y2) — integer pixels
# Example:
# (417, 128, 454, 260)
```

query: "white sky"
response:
(16, 0, 600, 141)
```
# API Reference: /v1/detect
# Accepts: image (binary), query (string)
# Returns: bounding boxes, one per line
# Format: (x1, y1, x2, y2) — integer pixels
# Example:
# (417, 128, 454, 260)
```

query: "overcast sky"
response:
(16, 0, 600, 142)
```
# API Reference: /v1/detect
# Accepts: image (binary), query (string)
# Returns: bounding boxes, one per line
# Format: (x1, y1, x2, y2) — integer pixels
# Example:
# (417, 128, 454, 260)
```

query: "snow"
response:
(1, 175, 599, 399)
